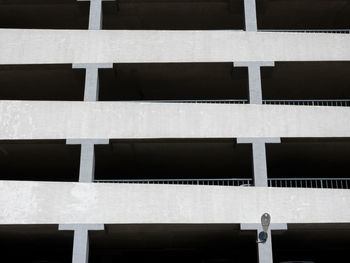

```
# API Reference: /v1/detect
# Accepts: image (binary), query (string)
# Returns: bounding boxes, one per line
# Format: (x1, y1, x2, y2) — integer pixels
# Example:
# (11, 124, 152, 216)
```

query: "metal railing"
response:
(128, 99, 248, 104)
(263, 99, 350, 107)
(95, 178, 253, 186)
(96, 178, 350, 189)
(260, 29, 350, 34)
(268, 178, 350, 189)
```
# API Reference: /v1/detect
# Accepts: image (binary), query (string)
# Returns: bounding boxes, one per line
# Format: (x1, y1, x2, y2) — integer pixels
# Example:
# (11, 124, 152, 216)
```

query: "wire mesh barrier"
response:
(263, 100, 350, 107)
(128, 99, 248, 104)
(95, 178, 253, 186)
(96, 178, 350, 189)
(260, 29, 350, 34)
(268, 178, 350, 189)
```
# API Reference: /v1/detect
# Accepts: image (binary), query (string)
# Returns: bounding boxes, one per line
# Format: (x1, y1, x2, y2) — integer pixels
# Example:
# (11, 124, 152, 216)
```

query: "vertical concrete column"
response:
(67, 139, 109, 182)
(237, 138, 280, 186)
(77, 0, 114, 30)
(75, 0, 113, 101)
(59, 224, 104, 263)
(241, 223, 287, 263)
(234, 62, 274, 104)
(73, 63, 113, 102)
(244, 0, 258, 31)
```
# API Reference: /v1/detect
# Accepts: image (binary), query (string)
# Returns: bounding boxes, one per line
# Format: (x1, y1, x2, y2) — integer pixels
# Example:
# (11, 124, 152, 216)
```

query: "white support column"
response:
(75, 0, 113, 102)
(244, 0, 258, 31)
(73, 63, 113, 102)
(234, 62, 274, 104)
(77, 0, 114, 30)
(241, 223, 287, 263)
(237, 138, 280, 186)
(59, 224, 104, 263)
(67, 139, 109, 182)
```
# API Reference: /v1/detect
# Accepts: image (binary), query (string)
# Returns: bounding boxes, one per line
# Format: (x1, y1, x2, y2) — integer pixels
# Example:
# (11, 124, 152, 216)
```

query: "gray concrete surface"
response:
(241, 223, 288, 263)
(66, 139, 109, 182)
(59, 224, 104, 263)
(73, 63, 113, 101)
(2, 181, 350, 224)
(237, 138, 281, 186)
(1, 101, 350, 139)
(234, 62, 275, 104)
(1, 30, 350, 64)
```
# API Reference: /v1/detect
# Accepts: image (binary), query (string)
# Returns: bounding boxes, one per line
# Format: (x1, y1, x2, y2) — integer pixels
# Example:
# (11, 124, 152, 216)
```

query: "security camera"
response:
(257, 213, 271, 243)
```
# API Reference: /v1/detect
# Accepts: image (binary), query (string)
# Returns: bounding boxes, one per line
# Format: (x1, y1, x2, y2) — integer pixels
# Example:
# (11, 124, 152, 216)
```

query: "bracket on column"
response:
(234, 62, 274, 104)
(237, 137, 280, 187)
(59, 224, 104, 263)
(73, 63, 113, 102)
(67, 139, 110, 182)
(241, 223, 287, 263)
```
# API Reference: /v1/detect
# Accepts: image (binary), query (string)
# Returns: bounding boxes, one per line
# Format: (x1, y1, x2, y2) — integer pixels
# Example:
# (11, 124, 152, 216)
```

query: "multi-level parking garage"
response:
(1, 0, 350, 263)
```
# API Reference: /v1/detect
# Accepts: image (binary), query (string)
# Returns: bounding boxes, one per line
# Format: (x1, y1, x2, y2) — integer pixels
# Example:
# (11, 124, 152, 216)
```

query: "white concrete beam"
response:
(2, 181, 350, 224)
(2, 30, 350, 64)
(1, 101, 350, 139)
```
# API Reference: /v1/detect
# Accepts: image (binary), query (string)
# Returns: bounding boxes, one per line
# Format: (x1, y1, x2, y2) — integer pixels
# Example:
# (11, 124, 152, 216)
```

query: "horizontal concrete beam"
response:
(1, 101, 350, 139)
(1, 181, 350, 224)
(1, 30, 350, 64)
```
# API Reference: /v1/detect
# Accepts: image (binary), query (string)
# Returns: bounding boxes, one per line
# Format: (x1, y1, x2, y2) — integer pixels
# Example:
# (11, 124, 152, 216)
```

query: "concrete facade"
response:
(2, 181, 350, 224)
(1, 0, 350, 262)
(1, 101, 350, 139)
(1, 30, 350, 64)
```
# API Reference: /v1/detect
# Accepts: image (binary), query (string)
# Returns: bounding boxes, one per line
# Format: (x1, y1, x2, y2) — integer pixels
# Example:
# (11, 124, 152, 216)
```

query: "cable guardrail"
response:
(268, 178, 350, 189)
(127, 99, 350, 106)
(128, 99, 248, 104)
(260, 29, 350, 34)
(96, 178, 350, 189)
(95, 178, 253, 186)
(263, 99, 350, 107)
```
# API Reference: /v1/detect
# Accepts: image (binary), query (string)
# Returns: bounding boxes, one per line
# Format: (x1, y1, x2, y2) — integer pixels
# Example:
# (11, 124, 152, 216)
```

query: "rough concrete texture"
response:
(1, 181, 350, 224)
(1, 101, 350, 139)
(1, 30, 350, 64)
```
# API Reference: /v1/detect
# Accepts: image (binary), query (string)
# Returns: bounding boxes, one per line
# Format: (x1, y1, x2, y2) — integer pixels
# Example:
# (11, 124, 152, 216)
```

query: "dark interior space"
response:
(261, 62, 350, 100)
(273, 224, 350, 263)
(99, 63, 248, 101)
(0, 64, 85, 101)
(94, 139, 252, 180)
(102, 0, 245, 30)
(0, 0, 89, 29)
(90, 224, 257, 263)
(0, 224, 73, 263)
(266, 138, 350, 179)
(0, 140, 80, 181)
(257, 0, 350, 30)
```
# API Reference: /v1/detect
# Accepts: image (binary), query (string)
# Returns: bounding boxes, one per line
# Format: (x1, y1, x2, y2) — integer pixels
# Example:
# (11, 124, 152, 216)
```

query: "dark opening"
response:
(99, 63, 248, 101)
(0, 140, 80, 182)
(0, 224, 73, 263)
(90, 224, 257, 263)
(94, 139, 252, 180)
(0, 64, 85, 101)
(266, 138, 350, 179)
(261, 62, 350, 100)
(257, 0, 350, 30)
(102, 0, 245, 30)
(273, 224, 350, 263)
(0, 0, 89, 29)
